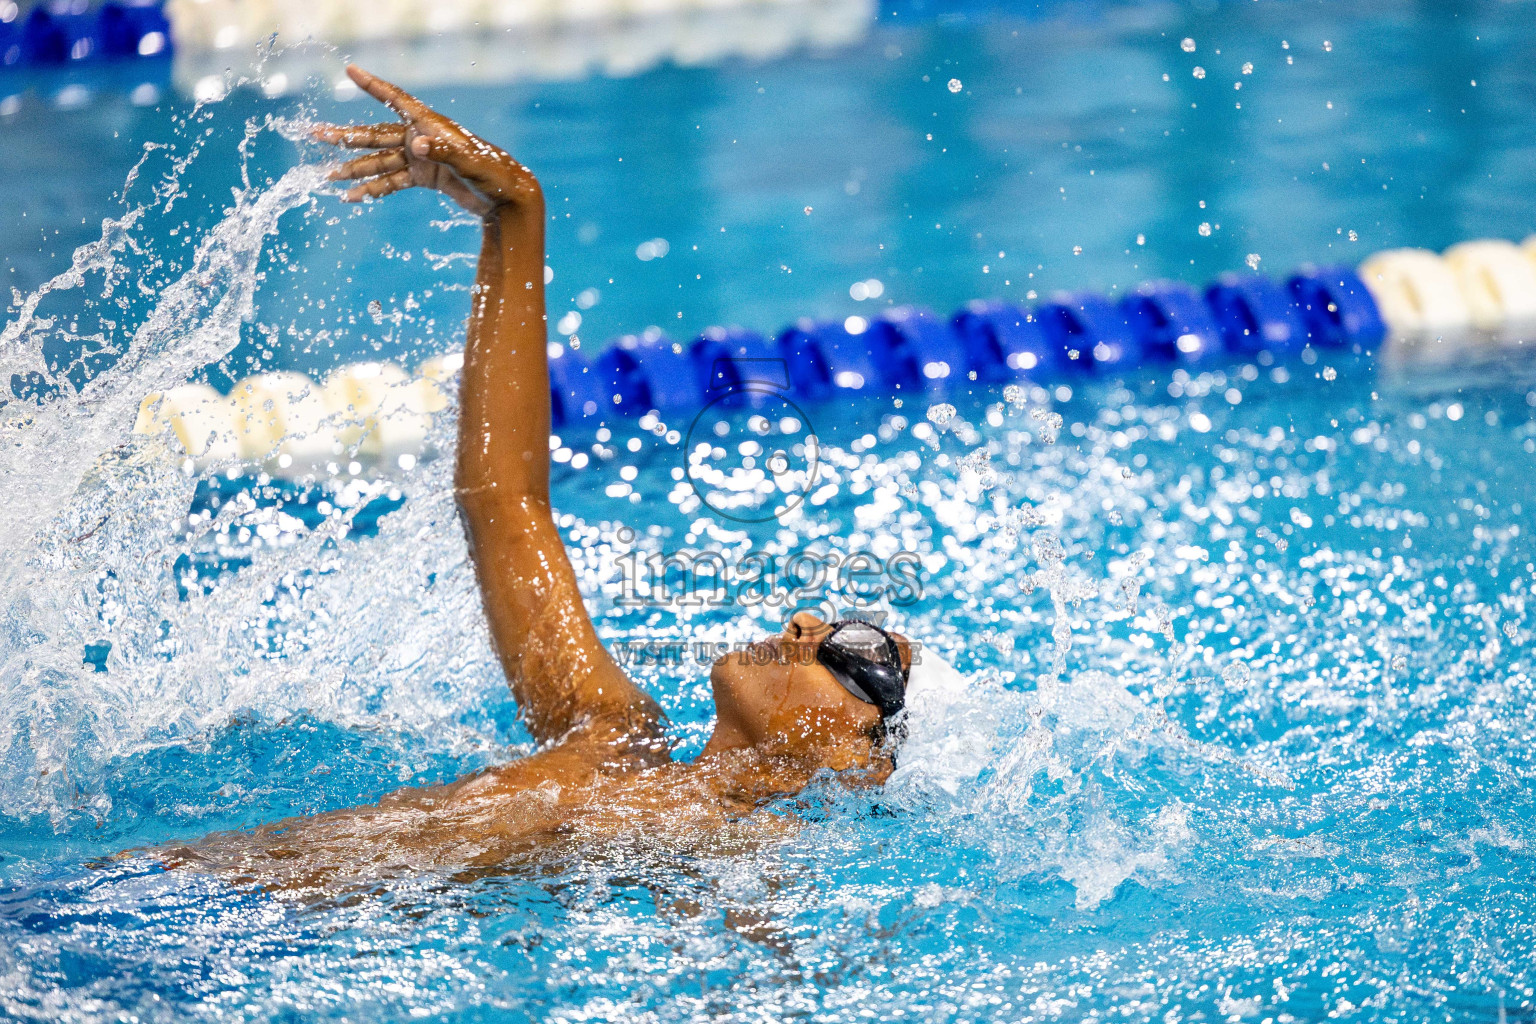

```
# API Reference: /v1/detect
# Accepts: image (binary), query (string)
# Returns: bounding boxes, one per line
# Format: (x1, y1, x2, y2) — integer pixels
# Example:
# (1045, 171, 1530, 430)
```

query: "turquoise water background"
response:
(2, 1, 1536, 1021)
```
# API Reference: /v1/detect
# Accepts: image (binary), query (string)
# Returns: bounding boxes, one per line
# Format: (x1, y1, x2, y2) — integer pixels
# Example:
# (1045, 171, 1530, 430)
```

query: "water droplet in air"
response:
(1322, 366, 1337, 381)
(1198, 222, 1212, 237)
(1348, 230, 1358, 242)
(1192, 66, 1206, 79)
(1034, 533, 1065, 565)
(1242, 62, 1254, 74)
(1030, 407, 1063, 444)
(1003, 504, 1044, 535)
(1246, 253, 1262, 269)
(367, 299, 382, 323)
(959, 447, 993, 485)
(947, 78, 963, 93)
(1323, 40, 1332, 51)
(1221, 662, 1252, 689)
(1072, 245, 1083, 255)
(1181, 37, 1196, 52)
(1391, 654, 1407, 672)
(926, 403, 957, 427)
(1003, 384, 1025, 407)
(804, 206, 813, 215)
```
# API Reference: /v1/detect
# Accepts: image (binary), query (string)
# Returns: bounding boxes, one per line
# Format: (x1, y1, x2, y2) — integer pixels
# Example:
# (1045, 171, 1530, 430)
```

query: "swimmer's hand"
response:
(312, 64, 539, 219)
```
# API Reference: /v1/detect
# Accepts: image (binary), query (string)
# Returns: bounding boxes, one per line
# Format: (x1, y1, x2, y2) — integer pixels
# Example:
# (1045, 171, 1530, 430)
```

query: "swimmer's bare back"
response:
(143, 67, 901, 889)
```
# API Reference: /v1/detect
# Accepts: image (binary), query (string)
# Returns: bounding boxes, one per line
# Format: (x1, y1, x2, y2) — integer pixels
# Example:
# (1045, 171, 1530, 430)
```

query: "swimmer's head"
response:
(702, 610, 912, 771)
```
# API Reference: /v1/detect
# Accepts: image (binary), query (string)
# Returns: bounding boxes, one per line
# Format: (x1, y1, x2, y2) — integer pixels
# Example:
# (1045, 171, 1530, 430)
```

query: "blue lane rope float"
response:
(96, 0, 170, 56)
(1289, 265, 1387, 350)
(595, 330, 703, 416)
(865, 306, 973, 389)
(952, 300, 1062, 381)
(691, 326, 777, 395)
(4, 1, 170, 67)
(1121, 281, 1223, 363)
(1035, 292, 1142, 371)
(1205, 274, 1309, 354)
(778, 318, 887, 398)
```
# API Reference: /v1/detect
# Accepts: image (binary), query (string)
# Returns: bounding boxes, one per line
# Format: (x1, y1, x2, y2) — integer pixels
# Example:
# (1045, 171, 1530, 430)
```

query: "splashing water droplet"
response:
(1181, 37, 1196, 52)
(1221, 662, 1253, 689)
(1003, 384, 1026, 408)
(1030, 407, 1064, 444)
(1002, 503, 1045, 536)
(947, 78, 963, 93)
(1323, 366, 1337, 381)
(958, 447, 995, 489)
(1198, 222, 1213, 237)
(1246, 253, 1262, 269)
(1034, 532, 1065, 565)
(1192, 66, 1206, 79)
(926, 403, 957, 427)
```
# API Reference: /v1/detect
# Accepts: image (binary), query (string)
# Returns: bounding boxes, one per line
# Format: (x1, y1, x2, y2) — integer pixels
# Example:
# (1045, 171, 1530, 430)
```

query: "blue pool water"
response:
(4, 1, 1536, 1021)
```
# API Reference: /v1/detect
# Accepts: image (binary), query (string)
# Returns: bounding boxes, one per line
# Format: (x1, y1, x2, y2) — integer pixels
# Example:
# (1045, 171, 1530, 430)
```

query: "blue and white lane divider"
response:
(135, 239, 1536, 478)
(0, 0, 866, 73)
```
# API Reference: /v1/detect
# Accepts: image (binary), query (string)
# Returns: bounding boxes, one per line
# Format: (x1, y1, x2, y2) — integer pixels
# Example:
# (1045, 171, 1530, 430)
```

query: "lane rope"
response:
(131, 242, 1536, 478)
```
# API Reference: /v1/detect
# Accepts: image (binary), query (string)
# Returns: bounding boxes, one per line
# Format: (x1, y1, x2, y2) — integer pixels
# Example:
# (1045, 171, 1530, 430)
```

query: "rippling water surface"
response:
(4, 2, 1536, 1021)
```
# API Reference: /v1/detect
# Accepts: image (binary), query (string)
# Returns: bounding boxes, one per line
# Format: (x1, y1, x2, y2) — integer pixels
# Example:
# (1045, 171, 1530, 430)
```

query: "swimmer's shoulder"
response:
(437, 728, 671, 808)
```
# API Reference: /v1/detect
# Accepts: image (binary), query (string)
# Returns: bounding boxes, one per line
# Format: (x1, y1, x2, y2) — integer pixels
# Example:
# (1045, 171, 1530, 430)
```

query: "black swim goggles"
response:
(814, 619, 909, 720)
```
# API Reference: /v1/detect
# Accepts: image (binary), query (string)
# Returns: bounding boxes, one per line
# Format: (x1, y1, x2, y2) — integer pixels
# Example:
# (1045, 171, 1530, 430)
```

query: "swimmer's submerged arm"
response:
(317, 66, 666, 755)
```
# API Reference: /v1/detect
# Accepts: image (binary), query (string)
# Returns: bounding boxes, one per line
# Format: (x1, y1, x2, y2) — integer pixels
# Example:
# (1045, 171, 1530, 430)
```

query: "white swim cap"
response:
(903, 644, 968, 706)
(887, 644, 1004, 795)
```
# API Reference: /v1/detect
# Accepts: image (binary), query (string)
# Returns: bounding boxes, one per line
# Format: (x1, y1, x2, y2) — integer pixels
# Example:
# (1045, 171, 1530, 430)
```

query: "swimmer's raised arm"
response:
(315, 66, 665, 756)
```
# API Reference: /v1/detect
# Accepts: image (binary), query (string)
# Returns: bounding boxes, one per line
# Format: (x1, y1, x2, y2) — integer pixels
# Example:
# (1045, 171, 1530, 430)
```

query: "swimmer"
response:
(152, 66, 919, 887)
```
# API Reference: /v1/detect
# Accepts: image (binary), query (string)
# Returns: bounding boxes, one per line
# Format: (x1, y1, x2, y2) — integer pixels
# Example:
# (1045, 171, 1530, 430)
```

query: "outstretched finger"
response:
(347, 64, 428, 121)
(329, 148, 407, 182)
(343, 168, 415, 203)
(312, 122, 406, 149)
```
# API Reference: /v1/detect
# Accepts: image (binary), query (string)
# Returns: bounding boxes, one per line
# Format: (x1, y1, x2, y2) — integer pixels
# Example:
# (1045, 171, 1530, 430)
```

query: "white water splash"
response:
(886, 649, 1203, 909)
(0, 121, 509, 826)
